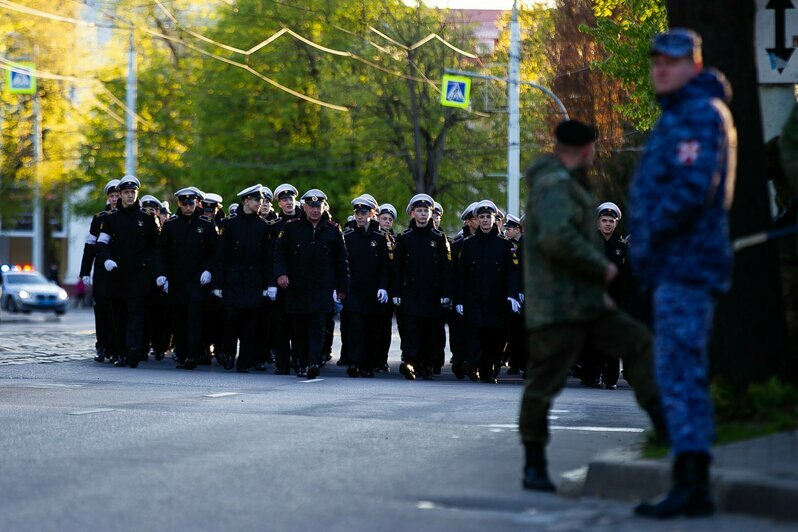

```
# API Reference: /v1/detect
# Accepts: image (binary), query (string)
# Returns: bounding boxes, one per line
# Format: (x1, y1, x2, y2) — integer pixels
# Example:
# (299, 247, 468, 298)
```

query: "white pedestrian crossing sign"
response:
(441, 74, 471, 109)
(5, 62, 36, 95)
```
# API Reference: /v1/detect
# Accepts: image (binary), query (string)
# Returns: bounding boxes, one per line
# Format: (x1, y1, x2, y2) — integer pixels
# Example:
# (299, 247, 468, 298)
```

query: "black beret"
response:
(555, 120, 597, 147)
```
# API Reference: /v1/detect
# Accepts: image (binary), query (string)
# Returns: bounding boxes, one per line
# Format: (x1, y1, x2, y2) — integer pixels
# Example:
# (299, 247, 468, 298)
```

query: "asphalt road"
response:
(0, 310, 786, 531)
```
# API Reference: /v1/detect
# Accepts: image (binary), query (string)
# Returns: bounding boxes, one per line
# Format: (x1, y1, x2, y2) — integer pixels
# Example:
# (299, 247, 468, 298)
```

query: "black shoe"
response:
(399, 362, 416, 381)
(432, 366, 441, 375)
(222, 355, 236, 371)
(154, 351, 164, 361)
(183, 358, 197, 370)
(507, 367, 520, 375)
(451, 362, 465, 380)
(481, 376, 498, 384)
(253, 362, 268, 372)
(114, 356, 127, 367)
(359, 368, 375, 378)
(236, 366, 250, 373)
(128, 349, 139, 368)
(421, 368, 435, 381)
(346, 366, 359, 378)
(268, 350, 277, 364)
(522, 443, 556, 492)
(605, 383, 617, 390)
(139, 352, 149, 362)
(635, 453, 714, 519)
(378, 363, 390, 373)
(175, 359, 185, 369)
(336, 358, 351, 367)
(296, 367, 308, 378)
(94, 353, 106, 363)
(461, 361, 479, 382)
(307, 365, 320, 380)
(274, 368, 291, 375)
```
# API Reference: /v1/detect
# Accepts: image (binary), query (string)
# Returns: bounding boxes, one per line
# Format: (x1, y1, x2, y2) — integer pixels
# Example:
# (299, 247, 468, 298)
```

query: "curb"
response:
(583, 458, 798, 522)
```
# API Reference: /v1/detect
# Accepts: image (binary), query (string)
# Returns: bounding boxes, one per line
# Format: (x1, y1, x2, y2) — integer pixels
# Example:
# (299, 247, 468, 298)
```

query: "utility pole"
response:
(32, 75, 43, 272)
(507, 0, 521, 217)
(125, 28, 137, 177)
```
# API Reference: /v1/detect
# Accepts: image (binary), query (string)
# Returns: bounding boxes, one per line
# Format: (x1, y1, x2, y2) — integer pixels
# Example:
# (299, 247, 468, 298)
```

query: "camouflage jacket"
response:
(523, 155, 610, 329)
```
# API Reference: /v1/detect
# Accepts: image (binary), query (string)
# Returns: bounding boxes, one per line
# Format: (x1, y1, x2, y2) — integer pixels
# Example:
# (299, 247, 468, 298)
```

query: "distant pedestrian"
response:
(631, 29, 737, 519)
(519, 120, 664, 493)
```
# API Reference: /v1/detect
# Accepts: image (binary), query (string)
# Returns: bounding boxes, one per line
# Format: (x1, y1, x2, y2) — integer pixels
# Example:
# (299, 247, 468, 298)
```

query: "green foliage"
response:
(584, 0, 668, 131)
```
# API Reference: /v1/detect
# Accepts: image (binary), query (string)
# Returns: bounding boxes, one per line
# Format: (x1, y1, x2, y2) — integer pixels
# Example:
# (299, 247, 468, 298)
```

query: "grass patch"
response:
(642, 377, 798, 458)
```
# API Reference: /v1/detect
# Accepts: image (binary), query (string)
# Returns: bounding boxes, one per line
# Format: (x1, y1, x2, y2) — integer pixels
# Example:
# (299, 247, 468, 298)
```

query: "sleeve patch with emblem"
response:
(677, 140, 701, 166)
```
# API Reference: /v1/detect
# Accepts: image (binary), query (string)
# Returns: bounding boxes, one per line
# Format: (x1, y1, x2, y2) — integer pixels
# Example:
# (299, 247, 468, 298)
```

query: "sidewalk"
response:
(582, 430, 798, 522)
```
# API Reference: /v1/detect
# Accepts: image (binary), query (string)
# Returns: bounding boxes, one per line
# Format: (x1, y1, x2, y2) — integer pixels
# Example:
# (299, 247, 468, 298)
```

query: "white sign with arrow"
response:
(756, 0, 798, 84)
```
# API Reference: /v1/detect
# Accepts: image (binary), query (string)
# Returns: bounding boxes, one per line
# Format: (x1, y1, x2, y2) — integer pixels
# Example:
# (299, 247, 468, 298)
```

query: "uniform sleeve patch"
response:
(677, 139, 701, 166)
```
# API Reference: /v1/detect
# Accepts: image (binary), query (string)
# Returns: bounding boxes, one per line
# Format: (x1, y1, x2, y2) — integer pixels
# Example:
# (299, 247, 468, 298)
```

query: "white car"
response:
(0, 268, 69, 316)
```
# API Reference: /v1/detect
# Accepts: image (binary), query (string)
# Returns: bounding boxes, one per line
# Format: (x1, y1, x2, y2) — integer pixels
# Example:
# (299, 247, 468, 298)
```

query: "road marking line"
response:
(204, 392, 240, 398)
(550, 426, 644, 433)
(550, 409, 570, 413)
(68, 408, 115, 415)
(300, 379, 325, 383)
(481, 424, 517, 429)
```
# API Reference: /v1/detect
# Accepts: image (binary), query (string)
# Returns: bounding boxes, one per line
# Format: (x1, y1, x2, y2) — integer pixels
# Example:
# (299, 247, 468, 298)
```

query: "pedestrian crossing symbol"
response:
(5, 62, 36, 95)
(441, 74, 471, 109)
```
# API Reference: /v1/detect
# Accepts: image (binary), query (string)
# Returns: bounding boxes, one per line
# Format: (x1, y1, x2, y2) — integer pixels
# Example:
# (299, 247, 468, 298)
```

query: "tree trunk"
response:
(667, 0, 790, 389)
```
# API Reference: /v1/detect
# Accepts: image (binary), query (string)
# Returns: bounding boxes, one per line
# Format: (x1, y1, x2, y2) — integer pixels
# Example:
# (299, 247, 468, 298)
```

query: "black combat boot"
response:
(522, 443, 556, 492)
(94, 348, 107, 363)
(635, 452, 714, 519)
(127, 349, 139, 368)
(399, 361, 416, 380)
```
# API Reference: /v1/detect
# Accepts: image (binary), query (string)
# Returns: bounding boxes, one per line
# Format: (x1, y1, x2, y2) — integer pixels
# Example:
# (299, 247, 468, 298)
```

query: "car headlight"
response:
(18, 290, 30, 300)
(58, 290, 68, 301)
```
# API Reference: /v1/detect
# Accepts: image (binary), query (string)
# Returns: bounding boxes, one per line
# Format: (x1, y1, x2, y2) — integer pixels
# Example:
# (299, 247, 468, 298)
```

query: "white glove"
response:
(212, 289, 222, 298)
(266, 286, 277, 301)
(333, 290, 341, 303)
(392, 297, 401, 306)
(518, 293, 525, 304)
(262, 289, 269, 298)
(456, 304, 464, 315)
(377, 289, 388, 304)
(82, 276, 92, 286)
(200, 271, 212, 285)
(440, 297, 451, 309)
(162, 280, 169, 294)
(156, 276, 167, 287)
(104, 260, 117, 272)
(508, 297, 521, 314)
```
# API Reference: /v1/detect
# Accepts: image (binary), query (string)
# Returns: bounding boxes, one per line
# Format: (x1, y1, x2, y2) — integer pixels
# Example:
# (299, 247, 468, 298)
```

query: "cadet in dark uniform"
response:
(80, 178, 120, 363)
(391, 194, 452, 380)
(430, 201, 448, 375)
(199, 192, 225, 363)
(253, 186, 277, 371)
(140, 195, 170, 362)
(449, 202, 478, 378)
(96, 175, 160, 368)
(274, 189, 350, 379)
(154, 188, 217, 370)
(342, 196, 389, 377)
(211, 184, 272, 372)
(455, 200, 521, 383)
(374, 203, 397, 372)
(503, 214, 527, 375)
(269, 183, 302, 374)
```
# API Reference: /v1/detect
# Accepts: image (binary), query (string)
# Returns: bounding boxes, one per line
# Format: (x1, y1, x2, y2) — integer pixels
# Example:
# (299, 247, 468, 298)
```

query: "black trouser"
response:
(273, 298, 295, 372)
(344, 311, 380, 369)
(145, 299, 170, 356)
(323, 314, 335, 360)
(507, 312, 527, 371)
(434, 317, 446, 370)
(254, 305, 273, 366)
(93, 294, 115, 355)
(465, 326, 506, 377)
(222, 305, 260, 370)
(374, 306, 393, 367)
(172, 302, 204, 363)
(399, 313, 440, 370)
(339, 311, 350, 363)
(292, 313, 328, 368)
(111, 297, 145, 356)
(448, 313, 467, 364)
(202, 297, 223, 359)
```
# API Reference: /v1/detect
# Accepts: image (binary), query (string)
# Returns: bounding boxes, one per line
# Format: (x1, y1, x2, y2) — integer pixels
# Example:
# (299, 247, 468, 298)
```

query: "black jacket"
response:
(273, 212, 350, 314)
(212, 210, 271, 309)
(342, 224, 389, 314)
(391, 220, 452, 318)
(155, 209, 218, 304)
(456, 225, 521, 328)
(96, 200, 160, 300)
(603, 231, 631, 309)
(79, 205, 114, 297)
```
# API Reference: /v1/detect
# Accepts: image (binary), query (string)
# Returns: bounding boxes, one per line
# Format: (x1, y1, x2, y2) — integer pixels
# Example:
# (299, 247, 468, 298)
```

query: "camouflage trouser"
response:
(653, 283, 716, 455)
(519, 310, 659, 445)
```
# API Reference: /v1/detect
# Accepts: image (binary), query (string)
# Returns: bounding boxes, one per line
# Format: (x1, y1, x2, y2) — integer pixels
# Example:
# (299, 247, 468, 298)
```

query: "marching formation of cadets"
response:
(80, 174, 626, 383)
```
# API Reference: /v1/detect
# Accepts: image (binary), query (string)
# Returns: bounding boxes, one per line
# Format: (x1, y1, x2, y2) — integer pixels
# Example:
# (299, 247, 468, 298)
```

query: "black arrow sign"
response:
(767, 0, 795, 73)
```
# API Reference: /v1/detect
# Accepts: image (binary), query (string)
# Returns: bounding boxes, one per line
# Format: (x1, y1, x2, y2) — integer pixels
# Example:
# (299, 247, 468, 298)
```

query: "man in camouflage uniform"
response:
(631, 29, 737, 519)
(519, 120, 663, 492)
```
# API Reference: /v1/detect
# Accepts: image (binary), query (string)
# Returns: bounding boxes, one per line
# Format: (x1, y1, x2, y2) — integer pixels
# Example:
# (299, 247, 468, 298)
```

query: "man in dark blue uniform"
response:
(274, 189, 350, 379)
(96, 175, 160, 368)
(455, 200, 521, 383)
(80, 178, 119, 363)
(503, 214, 527, 376)
(631, 29, 737, 519)
(391, 193, 452, 380)
(342, 196, 390, 377)
(374, 203, 397, 373)
(154, 188, 218, 370)
(449, 202, 478, 379)
(211, 184, 272, 373)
